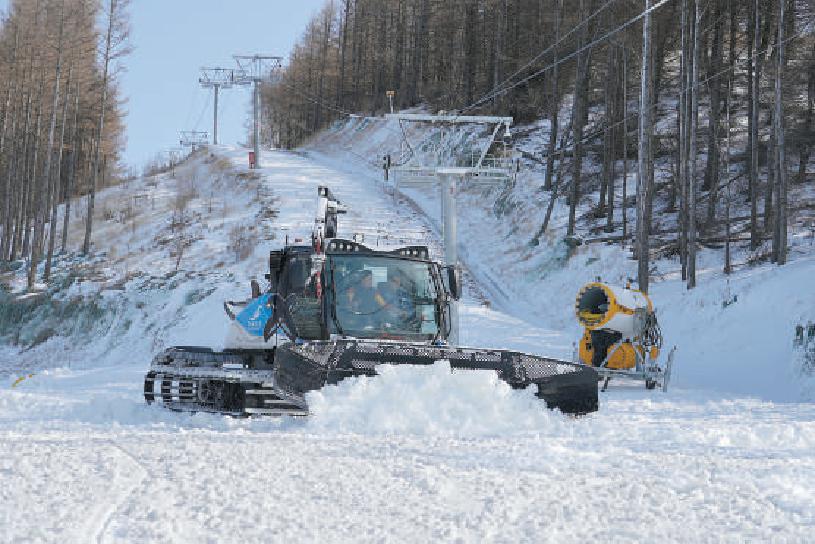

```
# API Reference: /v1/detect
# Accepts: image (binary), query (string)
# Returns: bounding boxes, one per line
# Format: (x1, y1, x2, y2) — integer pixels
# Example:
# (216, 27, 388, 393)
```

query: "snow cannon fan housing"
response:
(575, 283, 662, 370)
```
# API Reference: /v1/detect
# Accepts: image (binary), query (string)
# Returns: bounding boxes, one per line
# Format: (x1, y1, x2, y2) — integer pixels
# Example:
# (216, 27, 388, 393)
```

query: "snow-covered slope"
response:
(2, 145, 814, 542)
(306, 116, 815, 403)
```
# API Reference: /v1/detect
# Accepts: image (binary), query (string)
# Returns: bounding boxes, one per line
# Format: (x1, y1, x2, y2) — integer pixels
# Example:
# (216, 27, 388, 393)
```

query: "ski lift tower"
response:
(384, 113, 515, 345)
(233, 54, 283, 168)
(179, 130, 209, 153)
(165, 146, 184, 177)
(199, 67, 250, 145)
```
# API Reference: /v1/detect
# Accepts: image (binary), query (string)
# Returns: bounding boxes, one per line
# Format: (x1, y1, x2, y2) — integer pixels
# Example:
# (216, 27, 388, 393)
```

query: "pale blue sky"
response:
(1, 0, 326, 168)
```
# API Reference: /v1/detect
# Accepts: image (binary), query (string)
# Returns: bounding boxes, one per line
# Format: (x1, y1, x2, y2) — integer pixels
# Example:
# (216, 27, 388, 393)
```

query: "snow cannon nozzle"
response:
(575, 282, 653, 333)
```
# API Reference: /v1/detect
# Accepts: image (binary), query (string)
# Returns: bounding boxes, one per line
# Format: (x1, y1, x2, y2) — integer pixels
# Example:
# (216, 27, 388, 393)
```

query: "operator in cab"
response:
(378, 270, 419, 331)
(336, 269, 380, 331)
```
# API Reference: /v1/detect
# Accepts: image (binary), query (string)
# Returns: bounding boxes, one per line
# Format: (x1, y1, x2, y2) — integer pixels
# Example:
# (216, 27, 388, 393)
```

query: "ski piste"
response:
(144, 186, 599, 416)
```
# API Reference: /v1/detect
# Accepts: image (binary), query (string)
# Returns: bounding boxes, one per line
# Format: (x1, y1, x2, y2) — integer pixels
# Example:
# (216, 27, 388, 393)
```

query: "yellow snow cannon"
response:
(575, 282, 674, 390)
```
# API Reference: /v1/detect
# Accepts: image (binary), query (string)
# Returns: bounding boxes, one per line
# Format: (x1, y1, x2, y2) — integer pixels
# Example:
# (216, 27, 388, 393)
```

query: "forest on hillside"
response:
(0, 0, 130, 288)
(263, 0, 814, 289)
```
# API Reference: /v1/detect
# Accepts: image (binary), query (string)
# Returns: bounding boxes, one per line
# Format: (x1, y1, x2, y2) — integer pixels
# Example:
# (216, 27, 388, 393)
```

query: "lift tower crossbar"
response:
(179, 130, 209, 152)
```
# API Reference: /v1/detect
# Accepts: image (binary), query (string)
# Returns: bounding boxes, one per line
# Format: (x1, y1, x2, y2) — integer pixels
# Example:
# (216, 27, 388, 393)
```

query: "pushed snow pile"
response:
(305, 361, 567, 436)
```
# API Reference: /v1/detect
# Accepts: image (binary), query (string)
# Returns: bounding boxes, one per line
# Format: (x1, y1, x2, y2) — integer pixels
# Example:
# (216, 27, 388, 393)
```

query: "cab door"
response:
(277, 252, 326, 340)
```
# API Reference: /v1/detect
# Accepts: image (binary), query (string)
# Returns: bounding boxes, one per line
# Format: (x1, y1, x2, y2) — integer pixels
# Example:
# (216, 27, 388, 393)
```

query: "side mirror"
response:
(250, 279, 261, 299)
(445, 266, 461, 301)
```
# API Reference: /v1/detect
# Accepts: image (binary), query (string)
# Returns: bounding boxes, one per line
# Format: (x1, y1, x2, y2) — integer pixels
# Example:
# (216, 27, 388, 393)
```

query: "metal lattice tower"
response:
(199, 67, 249, 145)
(383, 113, 515, 345)
(179, 130, 209, 152)
(233, 54, 283, 168)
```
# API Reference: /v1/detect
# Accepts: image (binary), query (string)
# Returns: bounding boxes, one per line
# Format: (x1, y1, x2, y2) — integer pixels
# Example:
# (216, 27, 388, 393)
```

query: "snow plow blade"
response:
(276, 341, 598, 415)
(144, 342, 598, 417)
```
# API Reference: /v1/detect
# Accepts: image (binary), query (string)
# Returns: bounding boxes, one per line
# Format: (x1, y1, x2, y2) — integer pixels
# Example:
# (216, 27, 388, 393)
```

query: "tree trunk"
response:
(622, 46, 629, 244)
(724, 75, 732, 275)
(29, 0, 65, 289)
(0, 26, 20, 260)
(774, 0, 787, 264)
(637, 0, 654, 293)
(44, 62, 73, 281)
(765, 107, 775, 236)
(543, 0, 561, 191)
(600, 45, 614, 220)
(22, 71, 46, 261)
(606, 44, 620, 234)
(749, 0, 761, 250)
(533, 107, 575, 246)
(62, 80, 82, 253)
(679, 0, 690, 279)
(704, 0, 723, 228)
(798, 41, 814, 185)
(84, 0, 116, 255)
(492, 0, 505, 109)
(687, 0, 701, 289)
(336, 0, 351, 110)
(12, 51, 37, 261)
(568, 0, 590, 237)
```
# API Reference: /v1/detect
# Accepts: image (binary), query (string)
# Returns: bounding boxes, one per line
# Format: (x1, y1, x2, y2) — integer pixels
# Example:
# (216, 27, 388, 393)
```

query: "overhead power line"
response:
(477, 0, 620, 106)
(460, 0, 675, 114)
(535, 23, 812, 171)
(192, 91, 212, 134)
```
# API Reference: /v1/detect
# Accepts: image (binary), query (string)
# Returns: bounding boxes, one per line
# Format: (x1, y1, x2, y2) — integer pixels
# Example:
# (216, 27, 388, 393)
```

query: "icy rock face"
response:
(305, 361, 567, 437)
(0, 289, 117, 348)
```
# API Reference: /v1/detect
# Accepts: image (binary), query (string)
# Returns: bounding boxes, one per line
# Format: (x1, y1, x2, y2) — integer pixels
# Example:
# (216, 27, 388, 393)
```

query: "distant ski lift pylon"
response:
(383, 113, 518, 188)
(179, 130, 209, 151)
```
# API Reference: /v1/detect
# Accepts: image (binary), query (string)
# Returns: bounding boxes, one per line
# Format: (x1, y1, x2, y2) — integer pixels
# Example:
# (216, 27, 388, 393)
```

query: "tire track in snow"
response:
(88, 442, 149, 544)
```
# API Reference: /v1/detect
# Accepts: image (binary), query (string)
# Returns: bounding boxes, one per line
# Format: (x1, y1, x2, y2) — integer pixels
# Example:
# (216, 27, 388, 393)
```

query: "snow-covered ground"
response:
(2, 145, 814, 542)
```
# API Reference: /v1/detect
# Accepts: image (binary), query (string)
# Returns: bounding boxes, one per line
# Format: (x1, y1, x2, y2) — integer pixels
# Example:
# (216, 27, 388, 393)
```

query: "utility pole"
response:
(774, 0, 787, 265)
(637, 0, 653, 293)
(724, 74, 733, 275)
(199, 67, 247, 146)
(386, 90, 395, 114)
(233, 55, 283, 168)
(687, 0, 700, 289)
(437, 170, 461, 344)
(750, 0, 761, 250)
(166, 147, 183, 178)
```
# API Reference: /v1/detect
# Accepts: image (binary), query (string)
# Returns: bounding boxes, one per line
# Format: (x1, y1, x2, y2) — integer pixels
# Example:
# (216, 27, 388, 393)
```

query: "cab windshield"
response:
(328, 255, 440, 340)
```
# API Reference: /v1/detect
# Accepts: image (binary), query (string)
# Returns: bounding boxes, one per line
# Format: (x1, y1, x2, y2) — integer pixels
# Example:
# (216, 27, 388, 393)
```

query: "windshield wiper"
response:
(427, 263, 446, 345)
